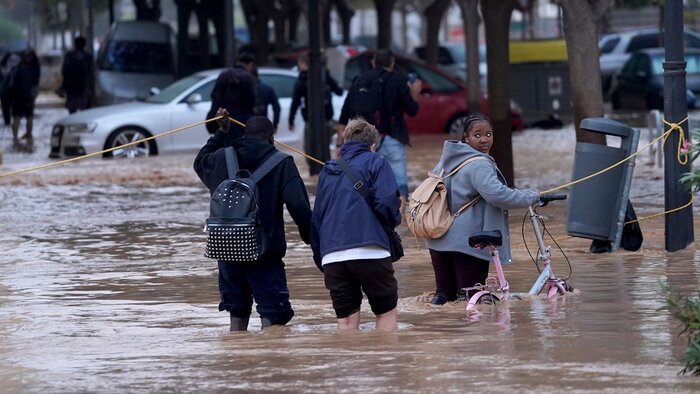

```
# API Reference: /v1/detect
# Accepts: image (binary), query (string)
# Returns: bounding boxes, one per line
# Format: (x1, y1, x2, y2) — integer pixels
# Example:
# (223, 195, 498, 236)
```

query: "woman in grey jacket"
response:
(426, 114, 540, 305)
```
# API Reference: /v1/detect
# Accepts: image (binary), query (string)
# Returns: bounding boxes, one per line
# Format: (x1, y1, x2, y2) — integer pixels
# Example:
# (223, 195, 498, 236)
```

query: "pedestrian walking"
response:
(60, 36, 95, 113)
(288, 52, 344, 176)
(252, 67, 281, 132)
(205, 53, 257, 141)
(426, 114, 540, 305)
(194, 109, 312, 331)
(311, 118, 402, 331)
(8, 48, 40, 151)
(338, 49, 421, 201)
(0, 51, 20, 127)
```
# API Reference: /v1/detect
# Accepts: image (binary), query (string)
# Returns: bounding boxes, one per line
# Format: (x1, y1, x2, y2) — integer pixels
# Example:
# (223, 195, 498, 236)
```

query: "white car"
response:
(49, 68, 346, 158)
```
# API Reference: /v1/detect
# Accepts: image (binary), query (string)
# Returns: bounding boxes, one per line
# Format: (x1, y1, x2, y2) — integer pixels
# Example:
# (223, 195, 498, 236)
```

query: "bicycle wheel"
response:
(476, 293, 500, 305)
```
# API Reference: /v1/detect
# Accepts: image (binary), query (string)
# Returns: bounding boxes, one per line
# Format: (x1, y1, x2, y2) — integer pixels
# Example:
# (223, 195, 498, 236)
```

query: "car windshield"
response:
(650, 54, 700, 75)
(99, 41, 174, 73)
(145, 75, 206, 103)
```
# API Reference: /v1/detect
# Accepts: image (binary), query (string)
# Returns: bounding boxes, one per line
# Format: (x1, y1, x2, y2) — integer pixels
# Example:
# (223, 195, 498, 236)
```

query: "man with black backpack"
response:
(205, 53, 257, 140)
(194, 109, 312, 331)
(338, 49, 421, 201)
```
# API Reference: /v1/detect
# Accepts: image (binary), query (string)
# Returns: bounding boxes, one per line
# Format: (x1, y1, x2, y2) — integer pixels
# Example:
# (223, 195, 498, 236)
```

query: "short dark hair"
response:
(238, 52, 256, 65)
(373, 49, 394, 68)
(462, 113, 491, 135)
(245, 116, 274, 140)
(74, 36, 86, 50)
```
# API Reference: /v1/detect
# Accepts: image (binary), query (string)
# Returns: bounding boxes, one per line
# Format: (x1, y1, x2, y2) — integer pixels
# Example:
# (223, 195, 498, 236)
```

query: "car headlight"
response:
(65, 123, 97, 133)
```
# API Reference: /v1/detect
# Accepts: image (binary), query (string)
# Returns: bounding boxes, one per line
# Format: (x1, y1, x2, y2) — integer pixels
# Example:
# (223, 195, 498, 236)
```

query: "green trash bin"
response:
(566, 118, 640, 249)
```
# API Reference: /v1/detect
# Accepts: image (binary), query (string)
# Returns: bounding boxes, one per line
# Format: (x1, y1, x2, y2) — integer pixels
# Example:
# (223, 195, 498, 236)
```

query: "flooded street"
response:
(1, 108, 700, 392)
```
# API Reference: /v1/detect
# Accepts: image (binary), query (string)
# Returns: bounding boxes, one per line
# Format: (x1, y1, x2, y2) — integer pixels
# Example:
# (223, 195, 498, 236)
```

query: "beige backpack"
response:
(406, 157, 485, 239)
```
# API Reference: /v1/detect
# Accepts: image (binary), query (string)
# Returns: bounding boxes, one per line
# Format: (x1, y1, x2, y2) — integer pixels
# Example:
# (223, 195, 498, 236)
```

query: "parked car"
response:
(49, 68, 345, 158)
(609, 47, 700, 110)
(599, 28, 700, 95)
(95, 21, 177, 105)
(343, 51, 523, 134)
(413, 43, 487, 84)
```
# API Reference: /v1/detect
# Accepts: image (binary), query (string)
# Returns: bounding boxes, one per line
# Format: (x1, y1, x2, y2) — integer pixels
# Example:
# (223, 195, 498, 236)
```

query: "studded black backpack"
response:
(204, 146, 289, 261)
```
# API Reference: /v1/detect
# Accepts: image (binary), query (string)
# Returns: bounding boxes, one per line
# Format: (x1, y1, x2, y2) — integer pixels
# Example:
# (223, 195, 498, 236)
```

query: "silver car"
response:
(50, 68, 345, 159)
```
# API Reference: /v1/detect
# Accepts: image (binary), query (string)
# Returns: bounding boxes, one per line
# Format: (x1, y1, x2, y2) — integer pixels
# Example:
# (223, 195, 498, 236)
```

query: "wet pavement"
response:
(1, 108, 700, 392)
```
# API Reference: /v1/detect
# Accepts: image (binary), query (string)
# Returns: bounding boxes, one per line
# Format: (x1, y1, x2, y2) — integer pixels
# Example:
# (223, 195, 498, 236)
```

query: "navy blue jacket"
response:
(254, 80, 280, 129)
(310, 141, 401, 269)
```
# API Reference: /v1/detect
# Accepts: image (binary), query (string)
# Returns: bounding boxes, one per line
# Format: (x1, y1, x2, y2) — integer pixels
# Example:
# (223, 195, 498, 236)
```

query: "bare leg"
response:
(375, 308, 397, 332)
(11, 116, 20, 146)
(337, 311, 360, 330)
(24, 116, 33, 149)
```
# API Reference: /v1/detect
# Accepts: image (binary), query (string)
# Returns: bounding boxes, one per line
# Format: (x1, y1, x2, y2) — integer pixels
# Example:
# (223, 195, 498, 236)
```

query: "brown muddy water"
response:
(1, 116, 700, 392)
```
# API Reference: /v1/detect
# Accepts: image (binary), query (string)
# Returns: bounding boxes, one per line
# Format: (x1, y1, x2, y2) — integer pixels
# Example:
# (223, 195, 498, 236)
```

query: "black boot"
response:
(260, 317, 273, 330)
(230, 315, 250, 331)
(430, 294, 449, 305)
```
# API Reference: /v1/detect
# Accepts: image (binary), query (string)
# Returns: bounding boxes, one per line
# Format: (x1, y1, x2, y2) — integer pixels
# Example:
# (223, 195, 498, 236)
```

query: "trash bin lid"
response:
(580, 117, 633, 138)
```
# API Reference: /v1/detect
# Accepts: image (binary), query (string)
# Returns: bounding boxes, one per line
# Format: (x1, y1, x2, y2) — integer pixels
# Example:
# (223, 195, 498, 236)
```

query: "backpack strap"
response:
(442, 156, 487, 217)
(224, 146, 239, 179)
(250, 151, 290, 183)
(444, 156, 486, 178)
(337, 158, 395, 234)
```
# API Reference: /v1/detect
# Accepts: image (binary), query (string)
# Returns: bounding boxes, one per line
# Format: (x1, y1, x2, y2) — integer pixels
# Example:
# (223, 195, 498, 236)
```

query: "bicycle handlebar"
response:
(538, 193, 567, 207)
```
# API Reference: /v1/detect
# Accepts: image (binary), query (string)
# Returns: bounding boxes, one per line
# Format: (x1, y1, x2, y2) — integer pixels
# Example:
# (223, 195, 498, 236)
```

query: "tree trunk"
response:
(333, 0, 355, 45)
(482, 0, 516, 185)
(560, 0, 613, 144)
(423, 0, 451, 66)
(373, 0, 396, 49)
(456, 0, 481, 114)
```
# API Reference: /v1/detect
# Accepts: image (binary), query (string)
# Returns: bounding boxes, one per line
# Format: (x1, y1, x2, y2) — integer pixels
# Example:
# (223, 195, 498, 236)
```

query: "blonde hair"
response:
(344, 117, 380, 146)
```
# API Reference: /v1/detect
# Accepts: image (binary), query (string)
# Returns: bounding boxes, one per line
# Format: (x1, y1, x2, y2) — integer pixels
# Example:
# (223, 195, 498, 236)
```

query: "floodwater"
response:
(1, 110, 700, 392)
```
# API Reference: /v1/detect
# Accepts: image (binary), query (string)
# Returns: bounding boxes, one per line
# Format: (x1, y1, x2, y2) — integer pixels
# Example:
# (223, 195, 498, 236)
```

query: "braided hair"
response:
(461, 113, 491, 143)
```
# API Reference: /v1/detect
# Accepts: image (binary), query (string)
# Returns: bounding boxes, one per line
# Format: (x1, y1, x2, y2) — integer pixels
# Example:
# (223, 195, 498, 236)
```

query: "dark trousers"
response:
(429, 249, 490, 300)
(217, 257, 294, 325)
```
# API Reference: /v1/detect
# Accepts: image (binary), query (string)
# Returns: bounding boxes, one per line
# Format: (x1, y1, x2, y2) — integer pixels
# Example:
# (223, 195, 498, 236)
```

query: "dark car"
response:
(344, 51, 523, 134)
(609, 47, 700, 110)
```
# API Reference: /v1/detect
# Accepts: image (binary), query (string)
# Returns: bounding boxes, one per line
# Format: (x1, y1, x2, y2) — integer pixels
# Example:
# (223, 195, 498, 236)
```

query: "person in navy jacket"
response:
(311, 118, 401, 331)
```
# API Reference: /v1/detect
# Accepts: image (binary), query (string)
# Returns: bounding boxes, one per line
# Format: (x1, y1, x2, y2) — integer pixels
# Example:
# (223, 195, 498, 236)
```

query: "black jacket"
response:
(205, 65, 257, 135)
(289, 69, 343, 124)
(193, 132, 312, 260)
(255, 80, 281, 129)
(339, 68, 419, 145)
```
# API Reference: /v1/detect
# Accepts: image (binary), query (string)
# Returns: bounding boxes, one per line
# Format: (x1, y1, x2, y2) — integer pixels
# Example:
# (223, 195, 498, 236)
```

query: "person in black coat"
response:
(338, 49, 421, 200)
(61, 36, 95, 113)
(194, 109, 312, 331)
(288, 52, 343, 176)
(252, 67, 280, 131)
(205, 53, 257, 141)
(9, 48, 40, 151)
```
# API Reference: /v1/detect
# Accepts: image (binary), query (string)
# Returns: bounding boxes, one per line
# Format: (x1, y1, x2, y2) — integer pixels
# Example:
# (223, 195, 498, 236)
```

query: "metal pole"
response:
(87, 0, 95, 54)
(663, 0, 694, 251)
(223, 0, 234, 67)
(307, 0, 328, 176)
(108, 0, 115, 25)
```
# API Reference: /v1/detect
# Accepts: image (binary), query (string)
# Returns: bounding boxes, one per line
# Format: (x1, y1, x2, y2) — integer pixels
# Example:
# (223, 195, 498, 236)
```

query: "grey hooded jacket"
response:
(426, 140, 539, 264)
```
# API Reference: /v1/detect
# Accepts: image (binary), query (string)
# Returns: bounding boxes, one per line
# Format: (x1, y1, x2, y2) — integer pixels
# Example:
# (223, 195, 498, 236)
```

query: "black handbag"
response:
(337, 158, 404, 262)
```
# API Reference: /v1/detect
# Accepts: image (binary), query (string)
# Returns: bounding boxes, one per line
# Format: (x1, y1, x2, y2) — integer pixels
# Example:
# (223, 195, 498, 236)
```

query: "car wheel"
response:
(446, 114, 468, 135)
(104, 127, 156, 158)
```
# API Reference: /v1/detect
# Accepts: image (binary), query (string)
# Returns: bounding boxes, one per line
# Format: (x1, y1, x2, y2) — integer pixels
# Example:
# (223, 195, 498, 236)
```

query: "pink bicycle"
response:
(464, 193, 573, 311)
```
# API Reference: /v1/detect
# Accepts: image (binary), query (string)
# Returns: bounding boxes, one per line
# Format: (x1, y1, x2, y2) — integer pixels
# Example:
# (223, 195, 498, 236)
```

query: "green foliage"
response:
(0, 14, 23, 42)
(660, 280, 700, 375)
(680, 129, 700, 193)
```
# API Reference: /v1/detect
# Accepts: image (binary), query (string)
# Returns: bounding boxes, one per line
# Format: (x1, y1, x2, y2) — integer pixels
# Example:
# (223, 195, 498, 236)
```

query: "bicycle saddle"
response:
(468, 230, 503, 248)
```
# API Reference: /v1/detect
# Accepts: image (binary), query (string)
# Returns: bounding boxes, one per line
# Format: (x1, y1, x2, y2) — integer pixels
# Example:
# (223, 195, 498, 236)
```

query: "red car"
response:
(343, 51, 524, 134)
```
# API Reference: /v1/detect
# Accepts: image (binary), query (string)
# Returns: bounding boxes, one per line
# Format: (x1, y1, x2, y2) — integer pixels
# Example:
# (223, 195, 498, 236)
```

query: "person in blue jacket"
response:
(311, 117, 402, 331)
